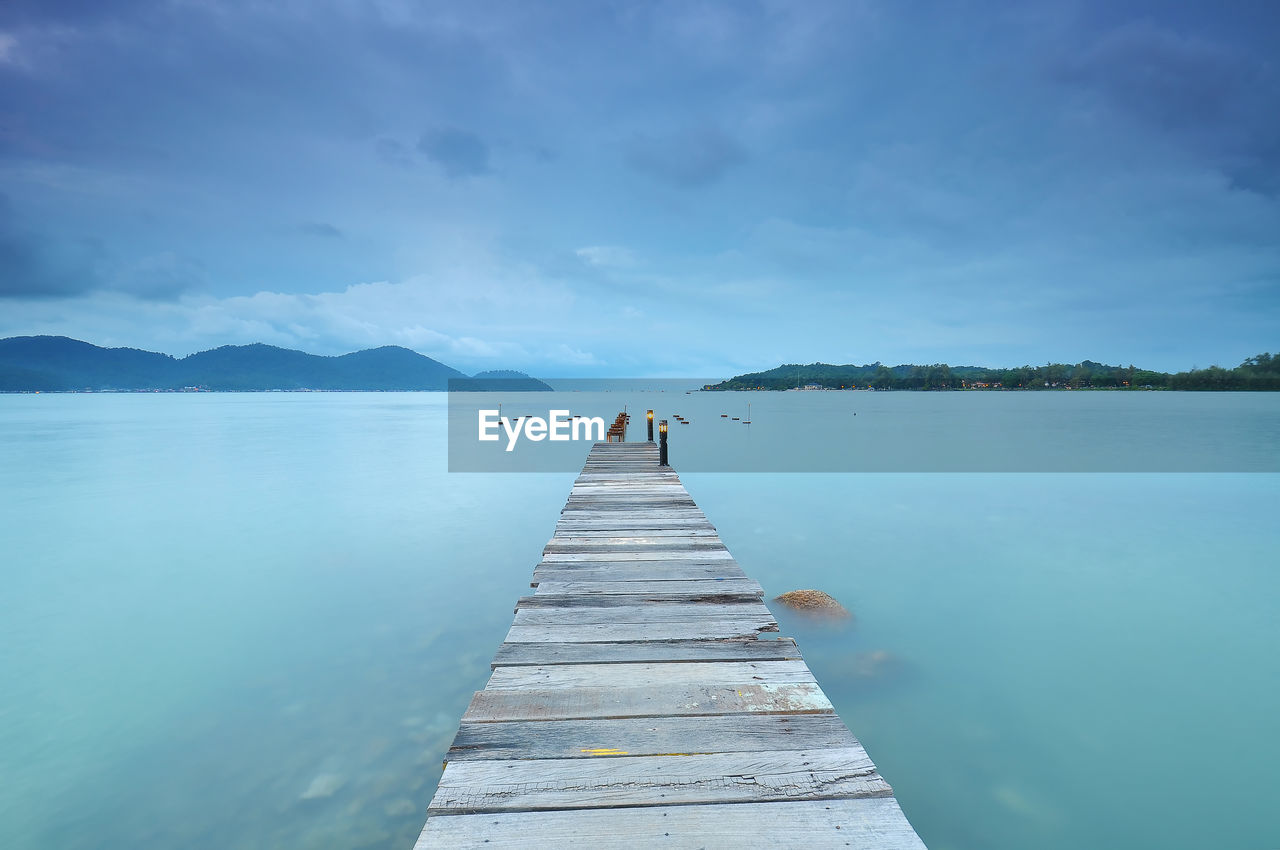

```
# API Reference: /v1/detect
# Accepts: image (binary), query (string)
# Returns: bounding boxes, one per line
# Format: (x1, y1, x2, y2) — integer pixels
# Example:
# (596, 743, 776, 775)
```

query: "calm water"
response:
(2, 392, 1278, 849)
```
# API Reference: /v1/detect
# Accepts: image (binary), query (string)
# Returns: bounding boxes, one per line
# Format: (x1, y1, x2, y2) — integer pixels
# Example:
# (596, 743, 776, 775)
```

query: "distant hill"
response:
(449, 370, 553, 392)
(0, 336, 179, 391)
(0, 336, 549, 391)
(174, 342, 468, 390)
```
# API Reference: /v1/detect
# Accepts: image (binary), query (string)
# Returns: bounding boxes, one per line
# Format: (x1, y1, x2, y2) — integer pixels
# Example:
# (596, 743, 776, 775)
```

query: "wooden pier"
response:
(415, 441, 926, 848)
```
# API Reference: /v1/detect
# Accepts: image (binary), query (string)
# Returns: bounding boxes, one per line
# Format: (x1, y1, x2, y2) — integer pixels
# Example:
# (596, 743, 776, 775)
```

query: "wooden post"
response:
(658, 419, 669, 466)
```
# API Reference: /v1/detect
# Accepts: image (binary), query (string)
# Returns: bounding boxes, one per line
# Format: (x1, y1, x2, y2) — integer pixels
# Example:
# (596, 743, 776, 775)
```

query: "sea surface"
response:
(1, 391, 1278, 849)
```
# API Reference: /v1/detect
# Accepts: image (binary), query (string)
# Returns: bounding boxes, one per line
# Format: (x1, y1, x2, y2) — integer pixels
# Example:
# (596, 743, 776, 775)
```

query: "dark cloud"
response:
(625, 126, 745, 187)
(0, 195, 200, 300)
(1057, 20, 1280, 193)
(301, 221, 343, 239)
(1227, 139, 1280, 195)
(111, 252, 203, 301)
(0, 0, 160, 28)
(0, 3, 502, 173)
(526, 143, 557, 163)
(0, 195, 96, 298)
(418, 126, 490, 178)
(1060, 22, 1251, 129)
(374, 137, 413, 168)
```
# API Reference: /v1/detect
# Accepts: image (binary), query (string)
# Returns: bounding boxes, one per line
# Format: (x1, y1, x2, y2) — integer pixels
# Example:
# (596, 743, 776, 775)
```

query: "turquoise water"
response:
(2, 393, 1278, 849)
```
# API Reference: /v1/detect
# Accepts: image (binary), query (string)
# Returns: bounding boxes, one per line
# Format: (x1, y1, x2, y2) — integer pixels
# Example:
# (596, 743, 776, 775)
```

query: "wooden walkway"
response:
(415, 441, 926, 848)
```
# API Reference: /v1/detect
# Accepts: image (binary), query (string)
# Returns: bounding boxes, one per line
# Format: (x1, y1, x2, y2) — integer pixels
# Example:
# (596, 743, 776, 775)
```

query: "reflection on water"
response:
(2, 393, 1278, 850)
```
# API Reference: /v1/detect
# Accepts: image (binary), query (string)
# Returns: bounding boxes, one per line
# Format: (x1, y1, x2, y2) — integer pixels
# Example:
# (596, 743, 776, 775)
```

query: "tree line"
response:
(707, 352, 1280, 391)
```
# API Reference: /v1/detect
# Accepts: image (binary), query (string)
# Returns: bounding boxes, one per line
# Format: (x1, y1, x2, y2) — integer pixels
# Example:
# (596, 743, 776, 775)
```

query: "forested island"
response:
(0, 336, 553, 392)
(706, 352, 1280, 391)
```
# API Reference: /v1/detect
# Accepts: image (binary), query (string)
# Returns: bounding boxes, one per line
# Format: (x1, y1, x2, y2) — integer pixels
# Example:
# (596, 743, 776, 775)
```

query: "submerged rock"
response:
(383, 797, 417, 817)
(773, 589, 852, 619)
(300, 772, 346, 800)
(847, 649, 901, 678)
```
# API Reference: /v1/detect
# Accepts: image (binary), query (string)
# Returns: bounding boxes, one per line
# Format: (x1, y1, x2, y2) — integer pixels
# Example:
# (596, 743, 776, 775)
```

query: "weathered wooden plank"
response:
(562, 503, 698, 511)
(564, 496, 694, 501)
(558, 510, 706, 519)
(516, 591, 763, 608)
(445, 713, 858, 761)
(530, 578, 763, 597)
(553, 516, 714, 525)
(540, 550, 735, 562)
(535, 557, 742, 569)
(490, 638, 801, 667)
(486, 660, 815, 690)
(530, 566, 748, 583)
(564, 493, 696, 500)
(416, 798, 927, 849)
(534, 558, 744, 571)
(545, 532, 727, 537)
(561, 501, 703, 508)
(555, 511, 708, 518)
(462, 681, 832, 722)
(537, 547, 732, 560)
(532, 563, 745, 577)
(566, 484, 691, 490)
(511, 602, 775, 626)
(567, 485, 691, 493)
(560, 500, 701, 507)
(548, 534, 723, 544)
(504, 620, 777, 643)
(548, 529, 722, 539)
(560, 500, 698, 506)
(428, 747, 888, 814)
(553, 522, 717, 532)
(543, 541, 729, 553)
(558, 504, 711, 512)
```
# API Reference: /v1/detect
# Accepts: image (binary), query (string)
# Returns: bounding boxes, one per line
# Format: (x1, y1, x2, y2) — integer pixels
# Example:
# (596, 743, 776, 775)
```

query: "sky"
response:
(1, 0, 1277, 376)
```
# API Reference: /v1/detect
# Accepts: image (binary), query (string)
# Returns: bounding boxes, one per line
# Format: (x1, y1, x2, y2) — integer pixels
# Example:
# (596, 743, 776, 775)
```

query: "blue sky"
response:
(1, 0, 1277, 376)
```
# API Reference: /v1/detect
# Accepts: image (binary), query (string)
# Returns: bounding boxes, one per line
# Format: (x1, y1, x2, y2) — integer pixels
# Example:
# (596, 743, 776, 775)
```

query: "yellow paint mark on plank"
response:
(580, 748, 628, 756)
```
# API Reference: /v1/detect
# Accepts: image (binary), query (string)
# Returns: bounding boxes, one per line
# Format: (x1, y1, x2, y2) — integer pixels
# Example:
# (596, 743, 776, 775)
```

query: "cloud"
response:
(1059, 22, 1250, 130)
(0, 32, 20, 66)
(544, 343, 599, 366)
(301, 221, 343, 238)
(0, 0, 158, 28)
(418, 126, 490, 178)
(374, 137, 412, 168)
(0, 194, 203, 300)
(1056, 20, 1280, 194)
(575, 245, 635, 268)
(109, 251, 204, 300)
(625, 126, 745, 187)
(0, 194, 97, 297)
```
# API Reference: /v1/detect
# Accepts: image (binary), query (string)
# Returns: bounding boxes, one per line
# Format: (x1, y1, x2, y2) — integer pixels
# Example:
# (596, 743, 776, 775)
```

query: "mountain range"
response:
(0, 336, 552, 392)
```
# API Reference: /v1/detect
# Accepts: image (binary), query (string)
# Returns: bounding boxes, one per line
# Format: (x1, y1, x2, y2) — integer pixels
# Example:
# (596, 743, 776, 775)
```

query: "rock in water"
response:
(300, 773, 346, 800)
(383, 797, 417, 817)
(849, 649, 900, 678)
(773, 589, 852, 619)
